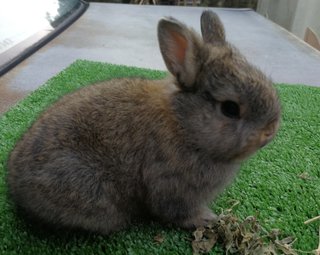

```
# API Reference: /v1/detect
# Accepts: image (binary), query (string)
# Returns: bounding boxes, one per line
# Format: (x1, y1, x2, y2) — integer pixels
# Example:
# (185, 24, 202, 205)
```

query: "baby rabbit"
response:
(7, 11, 280, 235)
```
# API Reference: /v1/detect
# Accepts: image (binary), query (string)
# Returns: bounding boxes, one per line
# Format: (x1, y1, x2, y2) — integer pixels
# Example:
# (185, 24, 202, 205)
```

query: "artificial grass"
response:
(0, 59, 319, 254)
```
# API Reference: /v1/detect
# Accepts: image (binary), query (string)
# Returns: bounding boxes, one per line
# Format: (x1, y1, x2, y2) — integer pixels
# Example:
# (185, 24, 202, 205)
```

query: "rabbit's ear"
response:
(201, 11, 225, 44)
(158, 18, 200, 91)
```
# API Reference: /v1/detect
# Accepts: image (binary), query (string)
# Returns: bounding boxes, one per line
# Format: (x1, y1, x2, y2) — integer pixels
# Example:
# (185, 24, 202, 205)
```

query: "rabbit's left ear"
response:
(201, 11, 225, 44)
(158, 17, 201, 91)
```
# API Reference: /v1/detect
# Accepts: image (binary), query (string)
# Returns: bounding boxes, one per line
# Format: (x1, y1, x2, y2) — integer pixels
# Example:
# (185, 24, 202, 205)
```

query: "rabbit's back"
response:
(9, 78, 176, 167)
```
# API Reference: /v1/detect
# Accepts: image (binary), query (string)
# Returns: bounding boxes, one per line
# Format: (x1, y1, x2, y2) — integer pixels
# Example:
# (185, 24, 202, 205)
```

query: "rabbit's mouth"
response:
(259, 139, 270, 148)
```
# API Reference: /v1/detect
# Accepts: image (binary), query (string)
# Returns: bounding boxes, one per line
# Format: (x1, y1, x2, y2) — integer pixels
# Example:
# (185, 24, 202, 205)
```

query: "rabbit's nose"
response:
(259, 130, 274, 148)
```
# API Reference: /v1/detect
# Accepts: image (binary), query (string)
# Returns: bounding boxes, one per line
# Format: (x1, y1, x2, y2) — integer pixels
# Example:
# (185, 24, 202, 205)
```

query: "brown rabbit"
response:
(7, 11, 280, 235)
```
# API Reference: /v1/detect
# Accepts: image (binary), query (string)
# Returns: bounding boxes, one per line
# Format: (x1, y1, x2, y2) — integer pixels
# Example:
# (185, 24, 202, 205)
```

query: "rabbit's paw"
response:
(181, 207, 217, 229)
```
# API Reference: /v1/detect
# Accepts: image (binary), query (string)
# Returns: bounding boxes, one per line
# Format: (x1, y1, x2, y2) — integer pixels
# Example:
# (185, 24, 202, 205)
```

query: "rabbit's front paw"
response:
(181, 207, 217, 229)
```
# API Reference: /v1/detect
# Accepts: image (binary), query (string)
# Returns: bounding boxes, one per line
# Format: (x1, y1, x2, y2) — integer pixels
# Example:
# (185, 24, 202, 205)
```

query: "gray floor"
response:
(1, 3, 320, 114)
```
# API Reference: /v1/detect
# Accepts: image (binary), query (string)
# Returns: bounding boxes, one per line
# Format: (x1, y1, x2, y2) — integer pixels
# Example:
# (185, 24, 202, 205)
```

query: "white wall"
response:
(257, 0, 320, 40)
(292, 0, 320, 39)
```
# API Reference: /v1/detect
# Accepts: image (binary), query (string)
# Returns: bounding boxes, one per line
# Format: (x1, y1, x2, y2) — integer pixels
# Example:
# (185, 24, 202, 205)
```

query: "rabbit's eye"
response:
(221, 101, 240, 119)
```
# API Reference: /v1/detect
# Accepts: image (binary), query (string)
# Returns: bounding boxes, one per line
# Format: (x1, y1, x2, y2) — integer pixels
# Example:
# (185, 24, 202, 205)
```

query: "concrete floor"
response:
(1, 3, 320, 115)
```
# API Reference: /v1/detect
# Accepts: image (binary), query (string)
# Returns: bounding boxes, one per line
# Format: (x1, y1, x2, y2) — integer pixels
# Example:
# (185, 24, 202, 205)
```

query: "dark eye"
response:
(221, 101, 240, 119)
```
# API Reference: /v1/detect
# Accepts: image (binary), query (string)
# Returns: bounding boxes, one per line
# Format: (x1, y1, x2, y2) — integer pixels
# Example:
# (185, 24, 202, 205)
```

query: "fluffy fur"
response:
(7, 11, 280, 234)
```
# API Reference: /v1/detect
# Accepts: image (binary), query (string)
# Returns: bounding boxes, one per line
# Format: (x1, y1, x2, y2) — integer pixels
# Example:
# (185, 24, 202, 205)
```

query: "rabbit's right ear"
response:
(201, 11, 226, 44)
(158, 18, 201, 91)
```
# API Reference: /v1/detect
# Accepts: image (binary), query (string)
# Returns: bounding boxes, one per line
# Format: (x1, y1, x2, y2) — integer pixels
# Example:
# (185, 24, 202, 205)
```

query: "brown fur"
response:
(7, 11, 280, 234)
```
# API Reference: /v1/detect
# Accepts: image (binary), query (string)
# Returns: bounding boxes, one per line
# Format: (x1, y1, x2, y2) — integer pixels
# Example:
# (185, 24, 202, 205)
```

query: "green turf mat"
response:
(0, 60, 319, 254)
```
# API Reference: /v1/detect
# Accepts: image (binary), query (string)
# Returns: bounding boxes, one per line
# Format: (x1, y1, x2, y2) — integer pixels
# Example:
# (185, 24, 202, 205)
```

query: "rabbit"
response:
(7, 10, 280, 235)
